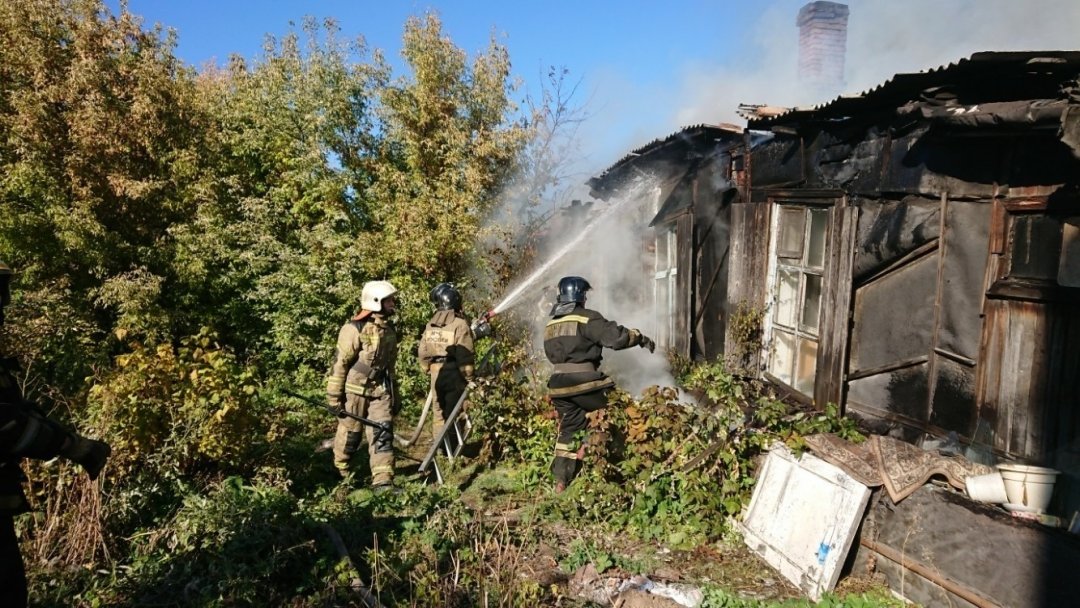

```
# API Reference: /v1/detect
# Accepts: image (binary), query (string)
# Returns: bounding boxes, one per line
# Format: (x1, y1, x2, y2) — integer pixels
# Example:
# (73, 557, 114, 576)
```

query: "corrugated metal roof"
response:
(747, 51, 1080, 129)
(589, 123, 742, 191)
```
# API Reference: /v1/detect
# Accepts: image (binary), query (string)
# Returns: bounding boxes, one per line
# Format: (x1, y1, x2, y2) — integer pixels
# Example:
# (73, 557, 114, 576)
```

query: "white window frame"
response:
(763, 203, 828, 396)
(653, 224, 677, 349)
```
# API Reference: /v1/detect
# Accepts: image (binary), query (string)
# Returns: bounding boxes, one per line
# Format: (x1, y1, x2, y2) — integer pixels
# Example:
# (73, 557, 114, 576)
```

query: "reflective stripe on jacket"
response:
(543, 306, 641, 398)
(418, 310, 475, 378)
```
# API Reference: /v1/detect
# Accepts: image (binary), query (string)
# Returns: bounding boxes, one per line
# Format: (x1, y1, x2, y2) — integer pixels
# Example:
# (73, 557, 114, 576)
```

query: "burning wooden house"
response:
(589, 51, 1080, 518)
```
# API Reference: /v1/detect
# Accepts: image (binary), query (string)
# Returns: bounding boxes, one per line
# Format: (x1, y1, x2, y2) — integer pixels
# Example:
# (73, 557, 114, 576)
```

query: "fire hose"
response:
(396, 309, 495, 447)
(284, 389, 393, 433)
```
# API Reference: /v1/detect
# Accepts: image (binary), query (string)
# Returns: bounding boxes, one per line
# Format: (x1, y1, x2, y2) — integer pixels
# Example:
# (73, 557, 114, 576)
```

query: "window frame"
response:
(765, 202, 831, 397)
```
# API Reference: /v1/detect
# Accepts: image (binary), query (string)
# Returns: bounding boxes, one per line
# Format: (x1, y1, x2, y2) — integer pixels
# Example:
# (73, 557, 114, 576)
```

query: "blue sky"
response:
(111, 0, 1080, 192)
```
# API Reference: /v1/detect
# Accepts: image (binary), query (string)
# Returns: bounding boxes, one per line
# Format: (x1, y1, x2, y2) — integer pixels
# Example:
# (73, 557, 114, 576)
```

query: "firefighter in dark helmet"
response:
(543, 276, 655, 491)
(418, 283, 475, 443)
(326, 280, 399, 487)
(0, 260, 111, 607)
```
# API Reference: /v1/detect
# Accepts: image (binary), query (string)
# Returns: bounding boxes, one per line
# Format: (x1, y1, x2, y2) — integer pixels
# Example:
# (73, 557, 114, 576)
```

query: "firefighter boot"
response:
(551, 456, 578, 493)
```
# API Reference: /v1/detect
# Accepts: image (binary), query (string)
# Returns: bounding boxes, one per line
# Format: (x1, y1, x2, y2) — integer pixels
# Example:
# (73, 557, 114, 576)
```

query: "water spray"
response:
(486, 182, 652, 319)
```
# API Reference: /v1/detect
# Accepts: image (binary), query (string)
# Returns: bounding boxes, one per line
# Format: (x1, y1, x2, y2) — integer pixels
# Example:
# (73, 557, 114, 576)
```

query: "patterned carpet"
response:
(804, 433, 994, 503)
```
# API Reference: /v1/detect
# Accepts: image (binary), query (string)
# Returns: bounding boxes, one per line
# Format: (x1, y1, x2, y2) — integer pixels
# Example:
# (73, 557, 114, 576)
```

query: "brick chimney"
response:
(797, 1, 849, 98)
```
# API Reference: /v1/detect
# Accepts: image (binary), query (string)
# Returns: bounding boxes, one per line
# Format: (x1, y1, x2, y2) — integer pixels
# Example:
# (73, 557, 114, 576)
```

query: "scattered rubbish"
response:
(616, 575, 704, 607)
(964, 471, 1008, 504)
(566, 568, 704, 607)
(1007, 509, 1064, 527)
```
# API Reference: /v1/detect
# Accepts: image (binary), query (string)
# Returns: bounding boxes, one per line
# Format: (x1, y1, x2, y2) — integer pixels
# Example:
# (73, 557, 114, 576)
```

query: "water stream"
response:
(490, 187, 645, 316)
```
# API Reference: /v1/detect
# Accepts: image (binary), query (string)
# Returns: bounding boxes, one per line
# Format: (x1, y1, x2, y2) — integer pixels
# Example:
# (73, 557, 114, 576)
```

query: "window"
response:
(654, 224, 677, 348)
(1006, 214, 1080, 288)
(769, 206, 828, 395)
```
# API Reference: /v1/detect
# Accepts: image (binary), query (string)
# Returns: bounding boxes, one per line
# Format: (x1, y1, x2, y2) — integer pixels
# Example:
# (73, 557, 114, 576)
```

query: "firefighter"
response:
(326, 280, 399, 488)
(1, 260, 111, 607)
(544, 276, 655, 491)
(418, 283, 475, 446)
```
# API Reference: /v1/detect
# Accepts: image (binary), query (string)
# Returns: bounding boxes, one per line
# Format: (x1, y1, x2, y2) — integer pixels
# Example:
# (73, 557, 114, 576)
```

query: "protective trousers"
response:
(428, 363, 467, 441)
(551, 389, 609, 489)
(332, 392, 394, 485)
(0, 514, 27, 608)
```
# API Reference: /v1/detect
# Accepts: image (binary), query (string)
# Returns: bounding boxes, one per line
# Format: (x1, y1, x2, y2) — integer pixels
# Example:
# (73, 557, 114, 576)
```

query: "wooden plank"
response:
(1002, 198, 1051, 212)
(724, 201, 771, 367)
(926, 193, 949, 425)
(989, 198, 1007, 255)
(853, 238, 940, 289)
(847, 355, 929, 381)
(676, 213, 693, 357)
(816, 203, 857, 408)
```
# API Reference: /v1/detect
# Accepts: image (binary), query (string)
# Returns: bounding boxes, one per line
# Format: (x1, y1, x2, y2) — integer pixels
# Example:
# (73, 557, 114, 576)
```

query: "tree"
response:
(0, 0, 205, 394)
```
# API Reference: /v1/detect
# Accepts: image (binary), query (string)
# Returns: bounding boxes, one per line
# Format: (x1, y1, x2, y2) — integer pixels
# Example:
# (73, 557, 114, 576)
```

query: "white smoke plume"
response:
(675, 0, 1080, 125)
(485, 0, 1080, 397)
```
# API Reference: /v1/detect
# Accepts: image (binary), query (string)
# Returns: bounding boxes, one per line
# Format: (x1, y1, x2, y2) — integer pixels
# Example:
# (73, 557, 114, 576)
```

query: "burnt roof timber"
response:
(748, 51, 1080, 130)
(587, 124, 742, 198)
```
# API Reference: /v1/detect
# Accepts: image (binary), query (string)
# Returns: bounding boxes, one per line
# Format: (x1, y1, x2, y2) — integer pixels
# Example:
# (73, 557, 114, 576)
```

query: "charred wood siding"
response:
(725, 199, 771, 372)
(979, 297, 1080, 461)
(837, 199, 990, 441)
(817, 203, 857, 408)
(675, 213, 693, 357)
(691, 186, 733, 361)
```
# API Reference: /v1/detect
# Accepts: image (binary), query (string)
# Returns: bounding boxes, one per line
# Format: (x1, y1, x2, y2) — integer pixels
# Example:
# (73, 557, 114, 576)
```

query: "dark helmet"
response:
(430, 282, 462, 311)
(556, 276, 591, 305)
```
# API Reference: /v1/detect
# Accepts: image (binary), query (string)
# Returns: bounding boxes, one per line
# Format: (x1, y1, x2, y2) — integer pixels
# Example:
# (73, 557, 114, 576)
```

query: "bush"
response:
(88, 328, 263, 482)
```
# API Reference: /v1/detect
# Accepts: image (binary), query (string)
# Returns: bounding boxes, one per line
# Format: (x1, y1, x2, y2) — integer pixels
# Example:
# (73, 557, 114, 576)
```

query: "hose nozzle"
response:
(471, 309, 496, 339)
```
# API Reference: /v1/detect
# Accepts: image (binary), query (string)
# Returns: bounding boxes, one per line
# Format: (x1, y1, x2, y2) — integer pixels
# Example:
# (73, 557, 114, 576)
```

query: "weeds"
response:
(26, 356, 884, 607)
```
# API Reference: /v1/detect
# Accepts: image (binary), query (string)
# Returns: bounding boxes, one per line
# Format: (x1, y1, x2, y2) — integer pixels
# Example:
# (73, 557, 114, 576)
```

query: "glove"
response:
(60, 435, 111, 481)
(328, 397, 347, 418)
(639, 335, 656, 353)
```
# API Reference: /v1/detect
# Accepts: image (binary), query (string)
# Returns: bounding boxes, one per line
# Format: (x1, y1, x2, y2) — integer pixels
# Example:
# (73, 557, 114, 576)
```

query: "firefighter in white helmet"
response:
(325, 280, 399, 488)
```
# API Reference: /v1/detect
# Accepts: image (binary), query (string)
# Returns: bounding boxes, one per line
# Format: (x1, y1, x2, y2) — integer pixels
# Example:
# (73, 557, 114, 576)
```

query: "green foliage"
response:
(560, 538, 615, 574)
(725, 301, 767, 375)
(88, 329, 263, 480)
(701, 586, 906, 608)
(469, 336, 555, 483)
(555, 362, 864, 545)
(369, 14, 530, 278)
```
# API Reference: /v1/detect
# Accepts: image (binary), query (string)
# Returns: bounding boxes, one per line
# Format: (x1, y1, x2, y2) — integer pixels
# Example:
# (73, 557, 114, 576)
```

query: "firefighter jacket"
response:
(326, 313, 398, 406)
(1, 358, 71, 514)
(543, 305, 645, 398)
(418, 310, 475, 379)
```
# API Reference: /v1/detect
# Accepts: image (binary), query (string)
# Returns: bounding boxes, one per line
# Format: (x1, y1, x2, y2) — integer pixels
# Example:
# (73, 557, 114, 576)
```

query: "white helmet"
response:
(360, 280, 398, 312)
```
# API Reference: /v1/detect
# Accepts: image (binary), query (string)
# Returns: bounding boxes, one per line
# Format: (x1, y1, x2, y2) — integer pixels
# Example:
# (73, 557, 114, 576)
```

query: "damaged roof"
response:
(586, 123, 742, 199)
(747, 51, 1080, 130)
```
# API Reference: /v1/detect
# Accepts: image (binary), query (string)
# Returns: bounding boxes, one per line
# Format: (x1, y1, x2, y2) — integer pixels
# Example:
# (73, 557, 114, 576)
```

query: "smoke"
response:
(674, 0, 1080, 125)
(483, 0, 1080, 397)
(489, 176, 687, 397)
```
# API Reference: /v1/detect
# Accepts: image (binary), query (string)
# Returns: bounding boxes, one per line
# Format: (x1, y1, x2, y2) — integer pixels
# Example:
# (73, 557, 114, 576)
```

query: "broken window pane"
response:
(801, 273, 822, 334)
(807, 209, 828, 268)
(775, 268, 798, 328)
(778, 207, 806, 259)
(1009, 214, 1061, 280)
(772, 330, 795, 386)
(796, 338, 818, 395)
